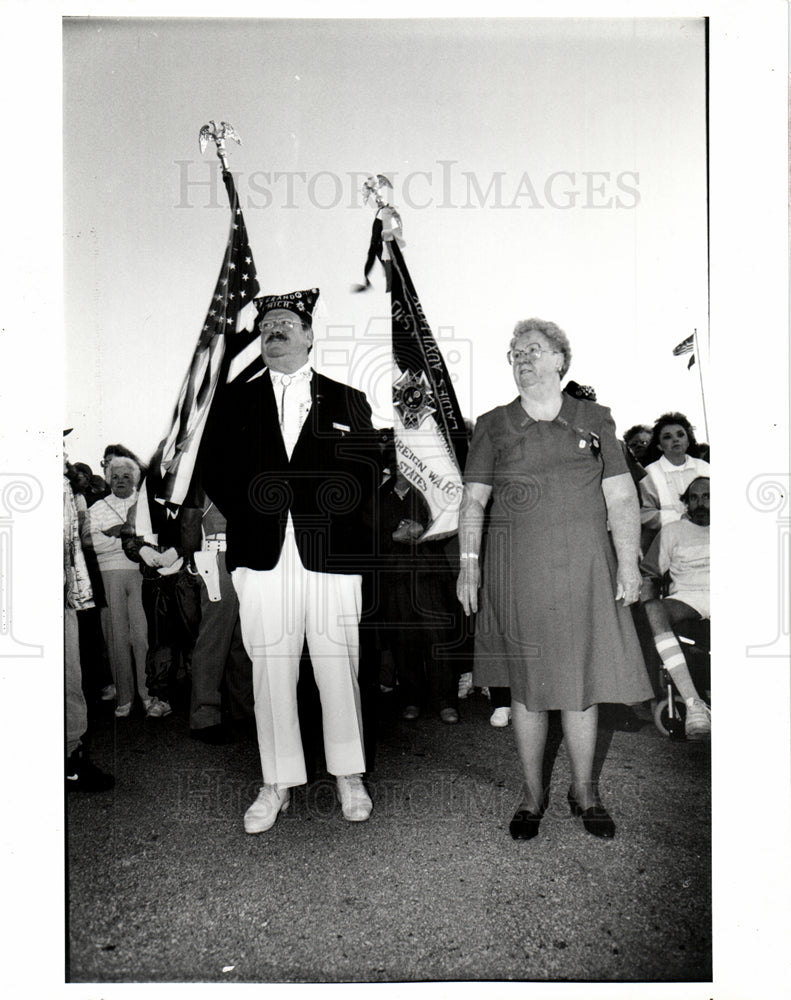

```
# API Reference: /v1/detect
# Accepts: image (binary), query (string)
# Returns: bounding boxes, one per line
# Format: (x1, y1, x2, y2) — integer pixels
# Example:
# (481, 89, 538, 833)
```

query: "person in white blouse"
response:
(639, 412, 710, 548)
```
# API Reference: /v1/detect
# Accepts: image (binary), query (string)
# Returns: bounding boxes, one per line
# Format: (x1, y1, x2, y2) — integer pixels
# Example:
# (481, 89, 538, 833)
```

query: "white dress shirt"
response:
(269, 362, 313, 459)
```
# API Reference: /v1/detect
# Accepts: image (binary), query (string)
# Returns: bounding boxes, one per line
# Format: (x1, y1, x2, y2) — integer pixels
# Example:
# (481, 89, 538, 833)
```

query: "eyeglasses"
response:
(260, 319, 299, 333)
(508, 344, 558, 364)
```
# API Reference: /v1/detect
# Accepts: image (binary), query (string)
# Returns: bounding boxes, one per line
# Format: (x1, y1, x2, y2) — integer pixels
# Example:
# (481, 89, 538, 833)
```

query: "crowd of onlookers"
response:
(63, 406, 710, 791)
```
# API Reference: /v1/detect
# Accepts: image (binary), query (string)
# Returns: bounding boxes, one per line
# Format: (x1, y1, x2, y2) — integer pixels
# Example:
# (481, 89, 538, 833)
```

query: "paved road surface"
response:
(67, 689, 710, 984)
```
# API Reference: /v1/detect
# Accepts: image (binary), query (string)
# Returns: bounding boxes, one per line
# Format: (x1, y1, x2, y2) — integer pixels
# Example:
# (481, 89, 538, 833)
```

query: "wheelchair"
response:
(633, 569, 711, 739)
(652, 615, 710, 739)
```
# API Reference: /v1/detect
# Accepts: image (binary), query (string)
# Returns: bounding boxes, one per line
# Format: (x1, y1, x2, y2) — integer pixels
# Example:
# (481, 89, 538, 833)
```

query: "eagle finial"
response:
(199, 120, 241, 170)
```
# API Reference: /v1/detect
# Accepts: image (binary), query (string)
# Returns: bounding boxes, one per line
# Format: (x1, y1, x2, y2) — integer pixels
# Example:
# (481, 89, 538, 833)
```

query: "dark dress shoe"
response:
(568, 788, 616, 839)
(190, 724, 235, 746)
(509, 808, 543, 841)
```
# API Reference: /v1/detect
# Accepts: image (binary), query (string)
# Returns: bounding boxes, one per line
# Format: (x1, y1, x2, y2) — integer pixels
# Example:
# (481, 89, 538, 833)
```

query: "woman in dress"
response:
(457, 318, 653, 841)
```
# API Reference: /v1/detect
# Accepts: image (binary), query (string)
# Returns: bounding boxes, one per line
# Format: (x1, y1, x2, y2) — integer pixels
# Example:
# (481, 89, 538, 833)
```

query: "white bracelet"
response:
(460, 552, 479, 560)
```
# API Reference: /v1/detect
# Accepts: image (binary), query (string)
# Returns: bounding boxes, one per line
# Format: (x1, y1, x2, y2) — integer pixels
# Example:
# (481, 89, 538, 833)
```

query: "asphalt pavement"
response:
(66, 687, 710, 984)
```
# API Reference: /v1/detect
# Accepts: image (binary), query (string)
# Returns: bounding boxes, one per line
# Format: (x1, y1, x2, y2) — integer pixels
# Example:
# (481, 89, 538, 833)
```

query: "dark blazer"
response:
(199, 368, 379, 574)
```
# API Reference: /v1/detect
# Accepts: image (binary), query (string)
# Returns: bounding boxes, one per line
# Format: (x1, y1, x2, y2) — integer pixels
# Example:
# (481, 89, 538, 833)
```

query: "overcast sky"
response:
(63, 16, 708, 471)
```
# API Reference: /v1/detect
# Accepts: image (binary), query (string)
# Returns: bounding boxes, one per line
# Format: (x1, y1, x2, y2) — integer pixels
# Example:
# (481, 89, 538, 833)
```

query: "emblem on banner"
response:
(393, 369, 437, 429)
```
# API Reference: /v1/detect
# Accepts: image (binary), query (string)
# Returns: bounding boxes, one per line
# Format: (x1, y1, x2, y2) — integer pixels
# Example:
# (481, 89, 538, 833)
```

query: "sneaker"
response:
(244, 784, 290, 834)
(457, 672, 474, 700)
(336, 774, 372, 822)
(146, 698, 172, 718)
(490, 706, 512, 727)
(114, 701, 132, 718)
(401, 705, 420, 721)
(684, 698, 711, 740)
(439, 707, 459, 724)
(66, 749, 114, 792)
(100, 684, 116, 701)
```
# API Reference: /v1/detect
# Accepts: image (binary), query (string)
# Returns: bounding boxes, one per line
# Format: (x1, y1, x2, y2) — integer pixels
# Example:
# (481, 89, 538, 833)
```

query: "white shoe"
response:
(490, 706, 512, 727)
(336, 774, 372, 822)
(457, 672, 474, 700)
(101, 684, 116, 701)
(146, 698, 172, 718)
(114, 702, 132, 718)
(684, 698, 711, 740)
(244, 785, 290, 834)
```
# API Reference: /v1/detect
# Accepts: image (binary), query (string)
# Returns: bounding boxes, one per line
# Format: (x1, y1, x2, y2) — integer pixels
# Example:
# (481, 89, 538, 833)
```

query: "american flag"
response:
(381, 230, 468, 541)
(157, 170, 259, 508)
(672, 331, 696, 369)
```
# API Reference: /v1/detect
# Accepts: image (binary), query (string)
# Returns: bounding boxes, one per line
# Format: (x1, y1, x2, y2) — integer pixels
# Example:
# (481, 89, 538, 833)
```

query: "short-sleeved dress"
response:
(465, 394, 654, 711)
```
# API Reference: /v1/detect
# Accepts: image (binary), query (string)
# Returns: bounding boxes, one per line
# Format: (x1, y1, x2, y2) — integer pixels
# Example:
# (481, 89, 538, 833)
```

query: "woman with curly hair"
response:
(457, 318, 653, 842)
(639, 412, 710, 540)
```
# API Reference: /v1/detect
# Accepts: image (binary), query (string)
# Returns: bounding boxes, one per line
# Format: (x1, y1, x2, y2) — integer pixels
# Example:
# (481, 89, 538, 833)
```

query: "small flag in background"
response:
(157, 170, 259, 509)
(672, 332, 696, 369)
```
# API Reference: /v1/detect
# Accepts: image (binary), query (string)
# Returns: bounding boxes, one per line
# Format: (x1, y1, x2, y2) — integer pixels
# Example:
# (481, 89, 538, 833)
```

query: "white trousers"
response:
(232, 534, 366, 788)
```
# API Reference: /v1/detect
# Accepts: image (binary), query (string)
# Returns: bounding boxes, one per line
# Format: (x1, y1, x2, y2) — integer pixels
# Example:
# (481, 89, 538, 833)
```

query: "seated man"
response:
(639, 476, 710, 740)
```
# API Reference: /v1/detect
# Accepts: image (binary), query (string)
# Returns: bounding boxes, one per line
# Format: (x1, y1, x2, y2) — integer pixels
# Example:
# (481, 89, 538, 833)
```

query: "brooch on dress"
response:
(573, 426, 601, 459)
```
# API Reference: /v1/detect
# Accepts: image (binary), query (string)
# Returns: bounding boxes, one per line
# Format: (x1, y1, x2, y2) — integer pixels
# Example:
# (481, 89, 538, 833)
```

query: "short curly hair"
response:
(107, 456, 141, 487)
(624, 424, 651, 445)
(510, 318, 572, 379)
(649, 411, 701, 459)
(103, 443, 147, 483)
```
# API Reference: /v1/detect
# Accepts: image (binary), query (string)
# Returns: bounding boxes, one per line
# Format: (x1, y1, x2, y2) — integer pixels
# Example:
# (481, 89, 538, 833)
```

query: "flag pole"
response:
(692, 327, 710, 443)
(356, 174, 468, 541)
(156, 121, 259, 509)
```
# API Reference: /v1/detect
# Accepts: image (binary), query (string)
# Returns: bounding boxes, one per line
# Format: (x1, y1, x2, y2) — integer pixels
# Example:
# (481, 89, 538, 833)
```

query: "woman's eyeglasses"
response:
(508, 344, 557, 364)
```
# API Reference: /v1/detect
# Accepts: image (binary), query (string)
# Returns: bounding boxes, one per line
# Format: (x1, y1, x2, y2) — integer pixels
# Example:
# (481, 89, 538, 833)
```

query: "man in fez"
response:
(200, 288, 377, 832)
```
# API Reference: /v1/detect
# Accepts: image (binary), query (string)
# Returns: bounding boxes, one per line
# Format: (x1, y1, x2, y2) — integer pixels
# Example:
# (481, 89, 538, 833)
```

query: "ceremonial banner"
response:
(385, 236, 468, 541)
(157, 169, 259, 508)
